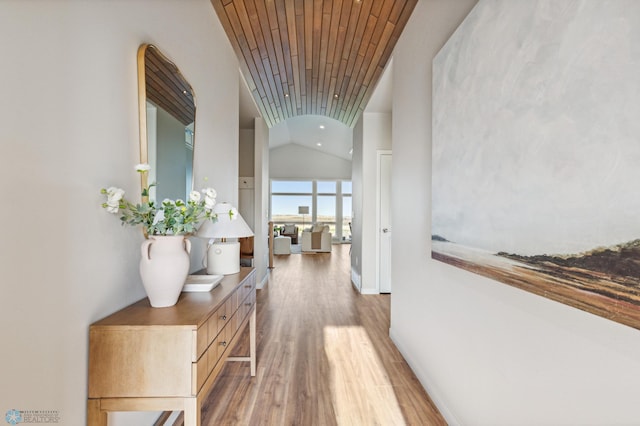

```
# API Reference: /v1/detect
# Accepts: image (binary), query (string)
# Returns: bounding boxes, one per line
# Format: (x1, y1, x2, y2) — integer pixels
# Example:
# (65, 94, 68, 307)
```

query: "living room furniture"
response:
(87, 268, 256, 426)
(279, 224, 299, 244)
(239, 236, 253, 267)
(274, 235, 291, 255)
(301, 224, 332, 253)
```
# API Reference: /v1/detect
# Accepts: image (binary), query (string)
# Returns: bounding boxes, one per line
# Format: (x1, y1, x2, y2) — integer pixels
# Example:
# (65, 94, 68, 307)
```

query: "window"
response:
(271, 180, 312, 226)
(270, 179, 352, 242)
(317, 181, 336, 194)
(317, 195, 336, 234)
(342, 194, 352, 241)
(271, 195, 312, 224)
(272, 180, 312, 194)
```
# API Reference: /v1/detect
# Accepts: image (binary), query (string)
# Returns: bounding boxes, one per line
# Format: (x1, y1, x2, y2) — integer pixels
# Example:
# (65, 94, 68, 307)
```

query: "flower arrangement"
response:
(101, 164, 218, 236)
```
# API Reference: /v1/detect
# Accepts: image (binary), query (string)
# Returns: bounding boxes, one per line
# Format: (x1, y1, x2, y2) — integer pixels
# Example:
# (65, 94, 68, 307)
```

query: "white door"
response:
(379, 153, 392, 293)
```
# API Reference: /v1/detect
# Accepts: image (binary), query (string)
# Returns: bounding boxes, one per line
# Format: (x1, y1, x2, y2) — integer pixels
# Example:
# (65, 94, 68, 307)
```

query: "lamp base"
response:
(206, 241, 240, 275)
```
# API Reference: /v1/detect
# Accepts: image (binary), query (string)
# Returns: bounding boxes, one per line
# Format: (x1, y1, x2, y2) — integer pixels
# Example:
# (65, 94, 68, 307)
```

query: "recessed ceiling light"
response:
(319, 125, 325, 129)
(316, 142, 322, 147)
(284, 93, 289, 97)
(334, 94, 339, 99)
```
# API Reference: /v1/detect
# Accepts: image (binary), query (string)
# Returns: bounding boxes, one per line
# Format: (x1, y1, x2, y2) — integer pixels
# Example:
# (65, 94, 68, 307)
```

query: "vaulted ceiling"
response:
(212, 0, 417, 128)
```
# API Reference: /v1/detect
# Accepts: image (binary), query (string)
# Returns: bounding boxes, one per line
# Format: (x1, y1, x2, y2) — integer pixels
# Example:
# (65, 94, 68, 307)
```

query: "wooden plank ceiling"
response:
(212, 0, 417, 128)
(143, 45, 196, 126)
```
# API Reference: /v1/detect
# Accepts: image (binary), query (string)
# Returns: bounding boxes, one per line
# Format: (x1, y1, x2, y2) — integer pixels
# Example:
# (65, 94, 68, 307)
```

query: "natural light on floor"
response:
(323, 326, 406, 425)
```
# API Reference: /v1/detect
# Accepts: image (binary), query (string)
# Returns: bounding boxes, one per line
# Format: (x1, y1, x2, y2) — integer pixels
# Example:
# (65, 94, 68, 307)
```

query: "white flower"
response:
(202, 187, 217, 199)
(101, 164, 220, 236)
(152, 210, 165, 225)
(201, 187, 217, 210)
(106, 187, 125, 202)
(106, 200, 120, 214)
(204, 200, 216, 210)
(101, 187, 123, 214)
(189, 190, 201, 203)
(204, 197, 216, 210)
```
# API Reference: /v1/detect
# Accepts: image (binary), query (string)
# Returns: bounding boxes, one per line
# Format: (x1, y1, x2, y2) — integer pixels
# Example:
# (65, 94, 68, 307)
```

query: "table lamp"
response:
(197, 202, 254, 275)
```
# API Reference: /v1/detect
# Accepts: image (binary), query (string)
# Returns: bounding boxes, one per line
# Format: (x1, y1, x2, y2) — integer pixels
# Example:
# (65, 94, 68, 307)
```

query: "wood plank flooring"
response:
(195, 244, 446, 425)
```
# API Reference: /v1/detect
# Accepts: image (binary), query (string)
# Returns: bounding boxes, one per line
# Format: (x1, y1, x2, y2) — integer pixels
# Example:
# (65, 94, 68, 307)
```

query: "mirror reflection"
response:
(137, 44, 195, 202)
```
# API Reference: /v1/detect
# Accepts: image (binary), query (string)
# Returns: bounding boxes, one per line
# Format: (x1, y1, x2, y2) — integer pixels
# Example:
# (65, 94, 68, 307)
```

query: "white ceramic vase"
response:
(139, 235, 191, 307)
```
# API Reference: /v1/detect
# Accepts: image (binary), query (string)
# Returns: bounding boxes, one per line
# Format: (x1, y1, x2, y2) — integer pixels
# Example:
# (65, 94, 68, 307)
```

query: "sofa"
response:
(279, 224, 299, 244)
(301, 224, 332, 253)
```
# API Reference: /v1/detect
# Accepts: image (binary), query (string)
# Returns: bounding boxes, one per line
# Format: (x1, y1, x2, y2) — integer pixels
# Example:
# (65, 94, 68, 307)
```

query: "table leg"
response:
(183, 397, 200, 426)
(250, 307, 256, 377)
(87, 399, 107, 426)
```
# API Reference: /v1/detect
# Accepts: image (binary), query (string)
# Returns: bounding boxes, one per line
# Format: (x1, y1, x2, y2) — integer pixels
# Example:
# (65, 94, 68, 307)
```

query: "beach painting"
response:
(431, 2, 640, 330)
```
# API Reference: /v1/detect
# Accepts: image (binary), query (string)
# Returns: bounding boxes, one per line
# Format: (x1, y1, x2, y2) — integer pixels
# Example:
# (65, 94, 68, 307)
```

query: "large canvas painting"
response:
(432, 1, 640, 330)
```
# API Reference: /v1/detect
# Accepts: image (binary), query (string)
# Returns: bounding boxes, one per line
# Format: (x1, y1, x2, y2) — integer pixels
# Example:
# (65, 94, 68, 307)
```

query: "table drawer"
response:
(238, 274, 256, 300)
(194, 348, 208, 393)
(196, 324, 208, 360)
(218, 325, 233, 358)
(89, 327, 193, 398)
(207, 303, 230, 341)
(206, 308, 219, 344)
(207, 333, 222, 372)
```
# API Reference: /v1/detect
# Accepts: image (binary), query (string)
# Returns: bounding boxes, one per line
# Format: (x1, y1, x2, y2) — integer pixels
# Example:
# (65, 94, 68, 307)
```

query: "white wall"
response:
(351, 117, 364, 291)
(239, 129, 255, 178)
(391, 0, 640, 424)
(239, 129, 256, 231)
(351, 113, 391, 294)
(254, 118, 270, 289)
(0, 1, 238, 424)
(269, 143, 352, 180)
(360, 113, 391, 294)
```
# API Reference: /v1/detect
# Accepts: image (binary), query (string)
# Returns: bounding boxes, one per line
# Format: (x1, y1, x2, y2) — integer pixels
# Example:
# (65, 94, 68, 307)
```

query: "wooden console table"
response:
(87, 268, 256, 426)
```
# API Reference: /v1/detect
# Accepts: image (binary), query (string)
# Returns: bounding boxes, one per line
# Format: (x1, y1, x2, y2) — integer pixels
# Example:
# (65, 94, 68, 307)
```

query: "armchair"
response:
(301, 224, 332, 253)
(280, 224, 299, 244)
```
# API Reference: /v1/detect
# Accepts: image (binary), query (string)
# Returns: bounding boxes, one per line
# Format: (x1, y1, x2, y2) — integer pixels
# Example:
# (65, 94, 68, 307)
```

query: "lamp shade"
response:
(298, 206, 309, 214)
(197, 202, 253, 275)
(197, 202, 254, 239)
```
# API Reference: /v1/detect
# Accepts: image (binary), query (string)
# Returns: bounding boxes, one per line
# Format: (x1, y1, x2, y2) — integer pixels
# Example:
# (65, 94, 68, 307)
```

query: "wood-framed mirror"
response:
(137, 43, 196, 202)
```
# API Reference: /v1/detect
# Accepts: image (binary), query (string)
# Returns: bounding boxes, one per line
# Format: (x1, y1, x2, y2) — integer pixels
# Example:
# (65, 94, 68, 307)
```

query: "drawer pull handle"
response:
(220, 341, 227, 347)
(245, 285, 252, 288)
(245, 302, 252, 306)
(221, 315, 227, 321)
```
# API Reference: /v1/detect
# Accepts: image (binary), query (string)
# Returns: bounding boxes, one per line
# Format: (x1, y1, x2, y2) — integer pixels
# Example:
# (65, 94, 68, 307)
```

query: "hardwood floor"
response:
(196, 244, 446, 425)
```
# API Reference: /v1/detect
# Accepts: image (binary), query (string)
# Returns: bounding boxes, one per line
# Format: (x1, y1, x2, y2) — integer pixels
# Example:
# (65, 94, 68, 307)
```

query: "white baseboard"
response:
(257, 271, 269, 289)
(389, 327, 461, 426)
(351, 268, 379, 294)
(351, 268, 361, 291)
